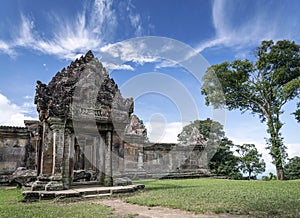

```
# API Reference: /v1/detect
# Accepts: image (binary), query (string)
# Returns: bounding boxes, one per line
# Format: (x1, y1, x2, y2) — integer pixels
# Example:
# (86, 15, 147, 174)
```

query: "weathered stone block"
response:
(45, 181, 64, 191)
(113, 177, 132, 186)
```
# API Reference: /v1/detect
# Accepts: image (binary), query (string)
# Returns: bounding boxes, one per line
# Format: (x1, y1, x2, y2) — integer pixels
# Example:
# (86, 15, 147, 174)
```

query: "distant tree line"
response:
(178, 119, 300, 180)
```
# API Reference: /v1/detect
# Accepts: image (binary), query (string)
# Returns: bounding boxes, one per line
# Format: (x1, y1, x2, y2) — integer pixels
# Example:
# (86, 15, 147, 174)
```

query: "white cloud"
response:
(102, 62, 135, 71)
(25, 5, 106, 60)
(0, 93, 36, 127)
(128, 11, 142, 36)
(0, 0, 146, 60)
(0, 40, 15, 56)
(286, 143, 300, 158)
(99, 40, 161, 70)
(145, 121, 187, 143)
(99, 37, 195, 70)
(154, 59, 180, 70)
(15, 14, 36, 47)
(197, 0, 300, 53)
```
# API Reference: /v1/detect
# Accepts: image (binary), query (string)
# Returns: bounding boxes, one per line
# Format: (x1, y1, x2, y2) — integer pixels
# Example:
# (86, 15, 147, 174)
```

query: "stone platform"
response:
(22, 184, 145, 201)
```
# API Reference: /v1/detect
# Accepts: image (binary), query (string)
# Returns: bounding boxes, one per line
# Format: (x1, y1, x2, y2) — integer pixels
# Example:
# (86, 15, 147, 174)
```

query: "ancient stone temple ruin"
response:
(0, 51, 209, 191)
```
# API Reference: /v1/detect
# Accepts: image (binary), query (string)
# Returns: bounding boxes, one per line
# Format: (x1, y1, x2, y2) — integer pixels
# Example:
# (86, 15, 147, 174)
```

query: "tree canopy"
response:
(209, 137, 241, 179)
(201, 40, 300, 180)
(236, 144, 266, 180)
(284, 156, 300, 180)
(177, 118, 224, 160)
(178, 119, 266, 179)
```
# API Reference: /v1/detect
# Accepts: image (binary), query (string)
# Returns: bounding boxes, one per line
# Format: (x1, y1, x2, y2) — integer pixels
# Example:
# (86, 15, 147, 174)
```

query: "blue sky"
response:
(0, 0, 299, 175)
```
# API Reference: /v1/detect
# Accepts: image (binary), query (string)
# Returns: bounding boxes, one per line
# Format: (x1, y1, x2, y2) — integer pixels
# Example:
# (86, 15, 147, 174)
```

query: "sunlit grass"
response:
(128, 179, 300, 217)
(0, 188, 115, 218)
(1, 179, 299, 217)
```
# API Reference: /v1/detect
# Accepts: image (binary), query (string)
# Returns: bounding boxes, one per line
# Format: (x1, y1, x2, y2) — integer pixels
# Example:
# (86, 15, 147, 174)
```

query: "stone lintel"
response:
(47, 117, 65, 130)
(73, 120, 114, 135)
(124, 134, 146, 144)
(24, 120, 41, 126)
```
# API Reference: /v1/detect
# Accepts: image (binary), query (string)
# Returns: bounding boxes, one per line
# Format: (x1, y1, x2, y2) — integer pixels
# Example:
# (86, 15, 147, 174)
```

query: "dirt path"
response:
(99, 199, 249, 218)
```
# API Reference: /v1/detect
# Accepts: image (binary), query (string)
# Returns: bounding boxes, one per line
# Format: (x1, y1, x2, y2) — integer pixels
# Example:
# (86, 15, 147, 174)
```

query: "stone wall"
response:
(0, 121, 41, 185)
(0, 126, 29, 184)
(122, 142, 209, 180)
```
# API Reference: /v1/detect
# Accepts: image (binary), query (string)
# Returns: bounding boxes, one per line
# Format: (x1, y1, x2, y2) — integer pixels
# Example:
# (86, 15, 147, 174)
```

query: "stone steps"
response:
(82, 193, 112, 198)
(22, 184, 145, 201)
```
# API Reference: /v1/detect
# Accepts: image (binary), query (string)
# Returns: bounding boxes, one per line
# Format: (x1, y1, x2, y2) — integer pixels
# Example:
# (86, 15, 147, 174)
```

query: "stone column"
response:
(97, 135, 105, 185)
(45, 117, 65, 191)
(79, 137, 86, 170)
(137, 145, 144, 170)
(119, 141, 125, 174)
(35, 134, 42, 175)
(106, 131, 113, 186)
(40, 121, 53, 175)
(49, 117, 65, 176)
(62, 128, 74, 189)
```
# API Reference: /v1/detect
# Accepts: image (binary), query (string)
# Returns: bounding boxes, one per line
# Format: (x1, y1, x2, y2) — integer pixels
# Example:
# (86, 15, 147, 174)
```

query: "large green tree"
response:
(202, 40, 300, 180)
(235, 144, 266, 180)
(284, 156, 300, 180)
(209, 137, 241, 179)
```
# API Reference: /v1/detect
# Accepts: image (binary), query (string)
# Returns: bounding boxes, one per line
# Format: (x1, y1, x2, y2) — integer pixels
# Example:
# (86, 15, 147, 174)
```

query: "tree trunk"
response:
(276, 165, 284, 180)
(267, 116, 285, 180)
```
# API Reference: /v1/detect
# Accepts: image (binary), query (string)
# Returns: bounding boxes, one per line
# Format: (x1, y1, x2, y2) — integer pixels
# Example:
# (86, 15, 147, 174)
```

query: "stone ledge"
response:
(22, 184, 145, 201)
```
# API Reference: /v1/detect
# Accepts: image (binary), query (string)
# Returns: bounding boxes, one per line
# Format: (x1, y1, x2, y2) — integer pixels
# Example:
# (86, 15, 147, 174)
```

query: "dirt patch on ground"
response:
(98, 199, 250, 218)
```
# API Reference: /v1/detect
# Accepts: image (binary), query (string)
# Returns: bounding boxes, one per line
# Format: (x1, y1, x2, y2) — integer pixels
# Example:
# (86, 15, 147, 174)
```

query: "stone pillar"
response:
(137, 146, 144, 170)
(97, 135, 105, 185)
(106, 131, 113, 186)
(45, 117, 65, 191)
(35, 134, 42, 175)
(40, 121, 53, 175)
(62, 128, 74, 189)
(119, 141, 125, 175)
(94, 137, 100, 179)
(168, 152, 173, 171)
(49, 117, 65, 176)
(79, 137, 86, 170)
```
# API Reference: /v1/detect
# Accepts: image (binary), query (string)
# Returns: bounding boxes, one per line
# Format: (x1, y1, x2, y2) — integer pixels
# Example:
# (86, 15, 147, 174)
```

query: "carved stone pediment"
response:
(34, 50, 133, 125)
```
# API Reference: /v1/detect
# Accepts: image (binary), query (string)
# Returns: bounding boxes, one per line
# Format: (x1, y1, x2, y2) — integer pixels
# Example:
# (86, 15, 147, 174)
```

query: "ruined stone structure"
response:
(0, 51, 209, 191)
(0, 121, 41, 184)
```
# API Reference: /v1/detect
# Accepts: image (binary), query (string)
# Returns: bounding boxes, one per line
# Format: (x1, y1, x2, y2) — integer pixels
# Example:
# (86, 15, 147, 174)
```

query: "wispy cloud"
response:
(0, 40, 15, 56)
(99, 39, 161, 70)
(197, 0, 300, 53)
(154, 59, 180, 70)
(0, 0, 146, 60)
(127, 0, 143, 37)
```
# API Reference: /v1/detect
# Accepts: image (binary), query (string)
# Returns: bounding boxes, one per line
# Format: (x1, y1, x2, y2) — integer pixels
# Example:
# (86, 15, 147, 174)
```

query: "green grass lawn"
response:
(127, 178, 300, 217)
(0, 179, 299, 218)
(0, 188, 115, 218)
